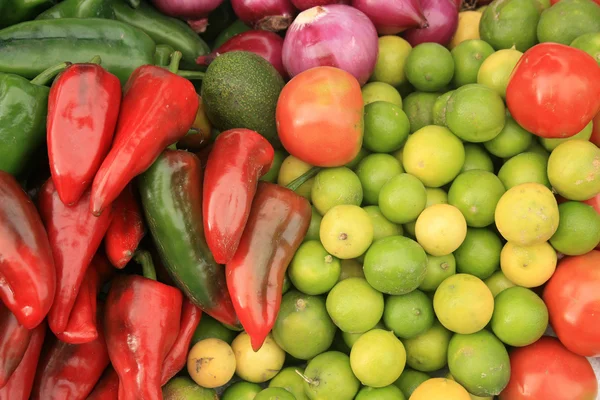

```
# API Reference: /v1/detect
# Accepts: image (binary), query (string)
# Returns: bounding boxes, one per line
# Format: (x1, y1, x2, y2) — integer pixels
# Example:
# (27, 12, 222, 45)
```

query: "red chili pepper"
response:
(38, 178, 113, 337)
(0, 322, 46, 400)
(0, 171, 55, 330)
(0, 304, 32, 388)
(203, 129, 274, 264)
(226, 182, 311, 351)
(47, 58, 122, 206)
(104, 185, 146, 268)
(90, 53, 199, 217)
(86, 367, 119, 400)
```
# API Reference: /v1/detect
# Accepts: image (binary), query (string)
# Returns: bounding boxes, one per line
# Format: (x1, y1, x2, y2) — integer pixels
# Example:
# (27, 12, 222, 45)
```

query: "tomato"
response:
(543, 250, 600, 357)
(499, 336, 598, 400)
(583, 195, 600, 249)
(590, 112, 600, 147)
(506, 43, 600, 139)
(550, 0, 600, 5)
(275, 66, 363, 167)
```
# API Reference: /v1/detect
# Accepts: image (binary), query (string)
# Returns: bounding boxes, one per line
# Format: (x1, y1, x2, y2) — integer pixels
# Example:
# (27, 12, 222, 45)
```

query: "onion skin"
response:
(231, 0, 298, 32)
(351, 0, 428, 35)
(282, 4, 378, 86)
(403, 0, 458, 46)
(291, 0, 350, 10)
(150, 0, 224, 19)
(197, 30, 287, 78)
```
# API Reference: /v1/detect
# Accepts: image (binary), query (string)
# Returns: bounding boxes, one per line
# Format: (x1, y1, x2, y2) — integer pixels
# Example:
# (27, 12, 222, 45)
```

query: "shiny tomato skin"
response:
(543, 250, 600, 357)
(506, 43, 600, 139)
(275, 66, 364, 167)
(499, 336, 598, 400)
(590, 112, 600, 147)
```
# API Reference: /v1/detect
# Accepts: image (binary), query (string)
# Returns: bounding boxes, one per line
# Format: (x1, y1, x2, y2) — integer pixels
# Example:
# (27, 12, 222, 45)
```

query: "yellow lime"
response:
(232, 333, 285, 383)
(277, 155, 314, 199)
(409, 378, 471, 400)
(547, 139, 600, 201)
(350, 329, 407, 387)
(362, 82, 403, 107)
(483, 270, 516, 297)
(320, 205, 374, 259)
(477, 48, 523, 99)
(500, 241, 557, 287)
(415, 204, 467, 256)
(187, 338, 236, 388)
(449, 11, 483, 49)
(371, 36, 412, 87)
(446, 373, 493, 400)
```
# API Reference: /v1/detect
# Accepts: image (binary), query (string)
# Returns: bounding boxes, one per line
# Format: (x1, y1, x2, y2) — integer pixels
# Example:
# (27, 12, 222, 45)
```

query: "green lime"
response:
(378, 174, 427, 224)
(402, 125, 466, 187)
(477, 48, 523, 99)
(451, 39, 495, 87)
(461, 144, 495, 173)
(403, 320, 452, 372)
(498, 152, 550, 189)
(491, 286, 549, 347)
(419, 253, 456, 292)
(526, 139, 551, 159)
(383, 290, 434, 339)
(288, 241, 341, 295)
(445, 84, 506, 143)
(484, 115, 533, 158)
(162, 376, 217, 400)
(362, 82, 403, 107)
(547, 140, 600, 201)
(345, 147, 371, 170)
(405, 43, 455, 92)
(479, 0, 542, 52)
(484, 271, 516, 297)
(394, 369, 430, 398)
(350, 329, 407, 387)
(304, 206, 322, 242)
(326, 278, 384, 333)
(311, 167, 363, 216)
(539, 120, 593, 152)
(254, 388, 295, 400)
(537, 0, 600, 45)
(432, 90, 454, 126)
(403, 92, 440, 133)
(448, 170, 506, 227)
(363, 101, 411, 153)
(303, 351, 360, 400)
(191, 314, 236, 346)
(261, 149, 287, 183)
(282, 273, 291, 294)
(221, 382, 263, 400)
(571, 32, 600, 66)
(338, 259, 365, 281)
(403, 188, 449, 238)
(454, 228, 502, 279)
(342, 321, 386, 349)
(356, 153, 404, 205)
(363, 205, 403, 241)
(320, 205, 374, 259)
(355, 385, 406, 400)
(371, 35, 413, 88)
(550, 201, 600, 255)
(278, 155, 315, 199)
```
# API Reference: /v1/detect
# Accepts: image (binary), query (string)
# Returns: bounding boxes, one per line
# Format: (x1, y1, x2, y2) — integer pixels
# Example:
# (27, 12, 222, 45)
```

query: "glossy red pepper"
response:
(0, 171, 55, 329)
(203, 129, 274, 264)
(90, 53, 199, 216)
(0, 304, 32, 388)
(104, 184, 146, 268)
(226, 181, 311, 350)
(38, 178, 113, 337)
(47, 59, 122, 206)
(86, 367, 119, 400)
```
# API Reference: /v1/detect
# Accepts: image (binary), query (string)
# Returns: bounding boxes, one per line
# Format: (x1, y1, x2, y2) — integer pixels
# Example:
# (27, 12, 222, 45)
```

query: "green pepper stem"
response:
(127, 0, 140, 8)
(169, 51, 183, 74)
(134, 250, 157, 281)
(30, 62, 72, 86)
(175, 70, 205, 80)
(88, 55, 101, 65)
(286, 167, 321, 192)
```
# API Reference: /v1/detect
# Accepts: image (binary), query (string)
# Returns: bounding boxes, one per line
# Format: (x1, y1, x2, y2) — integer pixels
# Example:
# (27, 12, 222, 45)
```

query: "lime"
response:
(304, 206, 322, 242)
(448, 170, 506, 227)
(222, 382, 262, 400)
(500, 241, 557, 287)
(446, 373, 494, 400)
(232, 333, 285, 383)
(451, 40, 495, 87)
(537, 0, 600, 45)
(261, 149, 287, 183)
(527, 139, 551, 159)
(445, 84, 506, 143)
(355, 385, 406, 400)
(477, 48, 523, 99)
(162, 377, 217, 400)
(497, 152, 550, 189)
(363, 101, 410, 153)
(278, 155, 315, 199)
(415, 204, 467, 256)
(311, 167, 362, 215)
(288, 241, 341, 295)
(479, 0, 542, 52)
(484, 116, 533, 158)
(491, 286, 549, 347)
(403, 320, 452, 372)
(371, 36, 412, 87)
(362, 82, 403, 107)
(191, 314, 237, 346)
(345, 147, 371, 170)
(432, 90, 454, 126)
(254, 388, 295, 400)
(419, 253, 456, 292)
(342, 321, 386, 349)
(403, 188, 449, 238)
(571, 32, 600, 66)
(326, 278, 384, 333)
(403, 125, 466, 187)
(550, 201, 600, 255)
(405, 43, 455, 92)
(356, 153, 404, 205)
(454, 228, 502, 279)
(484, 271, 516, 297)
(447, 330, 511, 397)
(282, 273, 291, 294)
(410, 378, 471, 400)
(187, 339, 236, 388)
(403, 92, 440, 133)
(338, 258, 365, 281)
(461, 144, 494, 173)
(450, 11, 484, 49)
(378, 173, 427, 224)
(539, 121, 593, 151)
(363, 235, 428, 295)
(383, 290, 434, 339)
(363, 205, 403, 241)
(320, 205, 374, 259)
(350, 329, 406, 387)
(394, 369, 431, 398)
(434, 274, 495, 334)
(494, 183, 559, 245)
(547, 140, 600, 201)
(302, 351, 360, 400)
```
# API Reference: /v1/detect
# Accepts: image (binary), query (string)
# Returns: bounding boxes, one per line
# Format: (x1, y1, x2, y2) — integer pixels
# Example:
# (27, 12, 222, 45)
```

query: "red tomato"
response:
(506, 43, 600, 139)
(550, 0, 600, 5)
(590, 111, 600, 147)
(500, 336, 598, 400)
(583, 195, 600, 249)
(543, 250, 600, 357)
(275, 66, 363, 167)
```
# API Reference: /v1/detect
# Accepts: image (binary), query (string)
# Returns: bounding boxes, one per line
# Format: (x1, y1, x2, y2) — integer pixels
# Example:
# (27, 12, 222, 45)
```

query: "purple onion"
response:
(291, 0, 350, 10)
(231, 0, 298, 31)
(403, 0, 459, 46)
(352, 0, 428, 35)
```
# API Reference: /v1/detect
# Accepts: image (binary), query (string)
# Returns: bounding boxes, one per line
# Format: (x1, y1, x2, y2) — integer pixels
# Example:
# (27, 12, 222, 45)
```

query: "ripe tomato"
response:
(583, 195, 600, 249)
(590, 112, 600, 147)
(275, 66, 363, 167)
(506, 43, 600, 139)
(543, 250, 600, 357)
(500, 336, 598, 400)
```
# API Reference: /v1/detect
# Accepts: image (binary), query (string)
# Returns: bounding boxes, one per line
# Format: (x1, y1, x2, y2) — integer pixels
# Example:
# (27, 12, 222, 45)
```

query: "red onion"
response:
(291, 0, 350, 11)
(150, 0, 224, 18)
(351, 0, 428, 35)
(282, 5, 378, 86)
(196, 30, 288, 78)
(231, 0, 298, 32)
(403, 0, 458, 46)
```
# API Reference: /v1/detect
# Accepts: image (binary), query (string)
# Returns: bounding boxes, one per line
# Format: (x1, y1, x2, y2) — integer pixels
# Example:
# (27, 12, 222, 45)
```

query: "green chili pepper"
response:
(36, 0, 116, 20)
(0, 0, 55, 29)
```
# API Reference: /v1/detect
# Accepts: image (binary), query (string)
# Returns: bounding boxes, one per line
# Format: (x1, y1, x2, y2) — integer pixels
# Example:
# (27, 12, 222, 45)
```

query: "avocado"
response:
(201, 51, 285, 147)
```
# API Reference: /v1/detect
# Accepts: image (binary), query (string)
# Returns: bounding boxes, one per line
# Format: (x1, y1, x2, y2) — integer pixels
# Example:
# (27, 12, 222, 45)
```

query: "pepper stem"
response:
(88, 55, 101, 65)
(169, 51, 183, 74)
(134, 250, 157, 281)
(286, 167, 321, 192)
(30, 62, 72, 86)
(176, 70, 205, 80)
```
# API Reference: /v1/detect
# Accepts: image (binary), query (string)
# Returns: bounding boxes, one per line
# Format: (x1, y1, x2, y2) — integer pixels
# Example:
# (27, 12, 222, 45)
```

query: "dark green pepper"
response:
(0, 18, 155, 85)
(0, 0, 55, 28)
(36, 0, 116, 19)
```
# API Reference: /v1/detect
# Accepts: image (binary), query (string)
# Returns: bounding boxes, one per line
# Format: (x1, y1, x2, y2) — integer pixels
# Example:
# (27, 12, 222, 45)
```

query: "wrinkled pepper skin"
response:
(91, 65, 199, 216)
(0, 304, 32, 388)
(139, 150, 239, 327)
(227, 182, 311, 350)
(203, 129, 274, 264)
(38, 179, 113, 336)
(0, 19, 156, 85)
(0, 171, 55, 329)
(0, 322, 46, 400)
(0, 0, 55, 28)
(36, 0, 116, 19)
(87, 367, 119, 400)
(47, 61, 121, 206)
